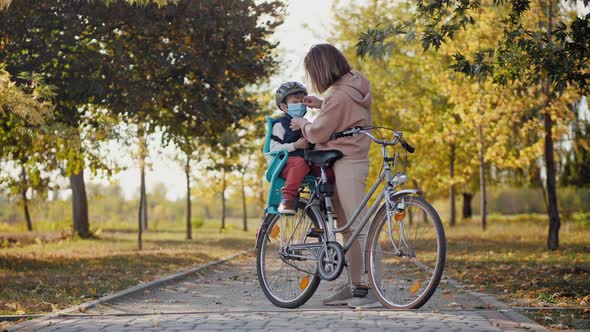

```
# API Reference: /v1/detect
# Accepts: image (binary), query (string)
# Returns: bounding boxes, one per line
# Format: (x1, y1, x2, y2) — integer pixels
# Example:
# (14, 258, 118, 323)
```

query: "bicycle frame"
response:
(276, 129, 421, 270)
(306, 139, 417, 254)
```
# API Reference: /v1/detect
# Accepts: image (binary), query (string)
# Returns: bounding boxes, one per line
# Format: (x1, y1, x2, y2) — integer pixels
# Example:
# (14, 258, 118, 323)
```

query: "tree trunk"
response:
(139, 134, 148, 232)
(139, 163, 148, 231)
(477, 123, 487, 231)
(22, 192, 32, 231)
(221, 169, 226, 230)
(138, 160, 145, 250)
(462, 193, 473, 219)
(544, 86, 560, 250)
(20, 165, 33, 231)
(205, 205, 211, 219)
(449, 143, 456, 227)
(185, 158, 192, 240)
(241, 175, 248, 232)
(137, 177, 145, 250)
(541, 0, 560, 251)
(22, 190, 32, 231)
(70, 171, 90, 238)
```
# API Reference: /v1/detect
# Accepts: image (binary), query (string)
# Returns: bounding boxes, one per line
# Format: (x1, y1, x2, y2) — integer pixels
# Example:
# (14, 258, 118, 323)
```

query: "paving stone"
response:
(9, 254, 547, 332)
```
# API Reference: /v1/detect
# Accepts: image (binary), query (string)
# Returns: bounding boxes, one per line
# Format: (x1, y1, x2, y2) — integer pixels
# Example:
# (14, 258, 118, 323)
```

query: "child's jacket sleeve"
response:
(269, 122, 296, 153)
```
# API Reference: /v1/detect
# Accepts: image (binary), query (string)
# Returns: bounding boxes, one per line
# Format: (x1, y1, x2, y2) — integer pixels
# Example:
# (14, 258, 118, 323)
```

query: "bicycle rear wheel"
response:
(367, 194, 446, 309)
(256, 201, 322, 308)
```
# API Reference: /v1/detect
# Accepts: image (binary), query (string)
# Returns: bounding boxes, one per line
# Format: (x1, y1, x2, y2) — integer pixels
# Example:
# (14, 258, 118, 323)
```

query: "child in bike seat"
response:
(270, 81, 311, 215)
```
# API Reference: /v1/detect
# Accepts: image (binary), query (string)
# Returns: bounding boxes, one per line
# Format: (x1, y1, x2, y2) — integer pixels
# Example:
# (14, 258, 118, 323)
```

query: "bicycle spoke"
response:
(368, 196, 445, 309)
(257, 201, 322, 307)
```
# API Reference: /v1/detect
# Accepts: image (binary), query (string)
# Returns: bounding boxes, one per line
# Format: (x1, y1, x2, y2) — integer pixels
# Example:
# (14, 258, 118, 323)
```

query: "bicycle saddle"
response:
(304, 150, 343, 167)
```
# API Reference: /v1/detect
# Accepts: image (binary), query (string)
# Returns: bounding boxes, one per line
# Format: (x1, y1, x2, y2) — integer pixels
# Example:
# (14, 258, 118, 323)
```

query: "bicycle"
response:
(256, 126, 446, 309)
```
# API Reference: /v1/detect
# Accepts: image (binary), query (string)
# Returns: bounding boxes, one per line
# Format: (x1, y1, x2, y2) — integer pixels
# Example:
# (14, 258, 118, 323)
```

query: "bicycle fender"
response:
(255, 213, 275, 249)
(304, 204, 326, 235)
(389, 189, 422, 200)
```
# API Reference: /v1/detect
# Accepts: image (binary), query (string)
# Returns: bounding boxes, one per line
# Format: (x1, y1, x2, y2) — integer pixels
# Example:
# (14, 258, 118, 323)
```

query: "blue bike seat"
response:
(263, 115, 316, 214)
(304, 150, 343, 167)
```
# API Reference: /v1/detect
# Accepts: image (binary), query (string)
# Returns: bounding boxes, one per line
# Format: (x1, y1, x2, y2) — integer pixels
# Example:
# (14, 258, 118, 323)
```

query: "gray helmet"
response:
(275, 81, 308, 109)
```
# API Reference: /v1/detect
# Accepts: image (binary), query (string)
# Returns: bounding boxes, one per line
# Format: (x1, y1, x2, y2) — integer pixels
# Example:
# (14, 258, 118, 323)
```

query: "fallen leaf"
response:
(448, 302, 463, 308)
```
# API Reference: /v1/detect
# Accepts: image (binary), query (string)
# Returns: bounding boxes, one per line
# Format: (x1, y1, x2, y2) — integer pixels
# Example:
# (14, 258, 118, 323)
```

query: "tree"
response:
(1, 0, 284, 244)
(0, 65, 58, 231)
(358, 0, 587, 248)
(103, 0, 283, 242)
(0, 66, 52, 125)
(169, 131, 205, 240)
(235, 125, 259, 232)
(332, 1, 481, 226)
(0, 1, 114, 238)
(207, 126, 242, 230)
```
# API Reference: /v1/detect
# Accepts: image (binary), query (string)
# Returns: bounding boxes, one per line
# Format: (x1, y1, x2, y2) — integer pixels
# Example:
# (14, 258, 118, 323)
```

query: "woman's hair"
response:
(304, 44, 352, 94)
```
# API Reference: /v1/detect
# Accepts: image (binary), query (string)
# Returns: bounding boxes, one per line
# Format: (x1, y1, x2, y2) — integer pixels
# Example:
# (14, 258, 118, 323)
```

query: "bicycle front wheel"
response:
(367, 194, 446, 309)
(256, 201, 322, 308)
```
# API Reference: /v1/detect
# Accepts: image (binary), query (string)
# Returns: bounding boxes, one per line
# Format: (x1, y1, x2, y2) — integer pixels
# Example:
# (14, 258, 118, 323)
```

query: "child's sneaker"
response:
(278, 199, 297, 215)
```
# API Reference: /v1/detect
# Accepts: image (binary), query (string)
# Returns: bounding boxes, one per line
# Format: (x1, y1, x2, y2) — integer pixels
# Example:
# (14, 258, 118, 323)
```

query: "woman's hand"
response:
(290, 117, 308, 131)
(302, 96, 322, 109)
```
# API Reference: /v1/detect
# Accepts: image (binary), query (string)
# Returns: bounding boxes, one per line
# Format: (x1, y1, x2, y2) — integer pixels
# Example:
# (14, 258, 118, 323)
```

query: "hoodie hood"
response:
(331, 70, 372, 109)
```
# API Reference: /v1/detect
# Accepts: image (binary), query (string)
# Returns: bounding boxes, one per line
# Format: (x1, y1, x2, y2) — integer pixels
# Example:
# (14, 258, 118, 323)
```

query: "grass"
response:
(444, 216, 590, 329)
(0, 217, 260, 320)
(1, 213, 589, 329)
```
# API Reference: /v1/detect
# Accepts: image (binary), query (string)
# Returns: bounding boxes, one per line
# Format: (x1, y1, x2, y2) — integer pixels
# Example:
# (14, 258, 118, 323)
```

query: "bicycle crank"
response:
(317, 241, 344, 281)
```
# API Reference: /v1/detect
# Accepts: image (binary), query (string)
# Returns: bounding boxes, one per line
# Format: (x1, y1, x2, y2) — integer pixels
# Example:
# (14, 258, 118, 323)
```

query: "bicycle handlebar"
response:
(332, 126, 363, 139)
(332, 126, 415, 153)
(399, 138, 415, 153)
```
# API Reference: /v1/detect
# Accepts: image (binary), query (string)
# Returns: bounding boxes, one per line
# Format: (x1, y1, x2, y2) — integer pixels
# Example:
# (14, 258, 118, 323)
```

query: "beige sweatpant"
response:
(331, 157, 370, 286)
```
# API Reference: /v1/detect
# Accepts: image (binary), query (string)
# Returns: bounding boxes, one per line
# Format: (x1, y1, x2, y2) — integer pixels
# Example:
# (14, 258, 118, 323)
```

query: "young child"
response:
(270, 81, 310, 214)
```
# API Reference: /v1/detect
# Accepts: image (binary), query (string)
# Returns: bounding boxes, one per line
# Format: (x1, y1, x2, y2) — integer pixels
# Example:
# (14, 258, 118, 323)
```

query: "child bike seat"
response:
(263, 116, 316, 214)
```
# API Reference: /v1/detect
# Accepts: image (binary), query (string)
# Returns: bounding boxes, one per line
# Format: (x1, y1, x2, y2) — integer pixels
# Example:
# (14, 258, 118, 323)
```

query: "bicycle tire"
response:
(256, 200, 322, 308)
(366, 194, 446, 309)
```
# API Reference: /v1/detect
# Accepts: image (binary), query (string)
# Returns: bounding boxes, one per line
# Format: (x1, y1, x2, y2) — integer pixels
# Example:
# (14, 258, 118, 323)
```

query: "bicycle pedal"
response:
(306, 227, 323, 238)
(353, 285, 369, 298)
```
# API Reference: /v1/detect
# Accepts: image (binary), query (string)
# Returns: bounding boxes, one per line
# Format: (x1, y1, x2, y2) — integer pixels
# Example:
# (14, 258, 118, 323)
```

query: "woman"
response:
(290, 43, 377, 308)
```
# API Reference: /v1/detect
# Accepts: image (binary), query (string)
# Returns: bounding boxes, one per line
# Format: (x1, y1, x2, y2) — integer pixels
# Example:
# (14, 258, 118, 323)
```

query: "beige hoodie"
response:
(302, 70, 372, 159)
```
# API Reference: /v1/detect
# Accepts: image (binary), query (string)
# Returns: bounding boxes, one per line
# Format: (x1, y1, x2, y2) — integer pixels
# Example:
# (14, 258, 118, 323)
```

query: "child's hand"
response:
(302, 96, 322, 109)
(290, 117, 308, 130)
(294, 137, 308, 149)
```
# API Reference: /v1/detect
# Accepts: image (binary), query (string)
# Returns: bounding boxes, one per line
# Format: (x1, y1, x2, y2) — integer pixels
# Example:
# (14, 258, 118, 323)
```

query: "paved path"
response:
(11, 253, 546, 331)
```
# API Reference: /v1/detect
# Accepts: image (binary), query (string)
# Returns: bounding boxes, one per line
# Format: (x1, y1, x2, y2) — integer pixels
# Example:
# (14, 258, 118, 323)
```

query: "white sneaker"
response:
(277, 199, 297, 215)
(348, 289, 383, 309)
(322, 284, 352, 305)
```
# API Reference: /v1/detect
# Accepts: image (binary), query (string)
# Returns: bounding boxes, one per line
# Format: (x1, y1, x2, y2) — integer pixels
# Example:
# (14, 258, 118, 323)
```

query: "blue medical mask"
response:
(287, 103, 307, 118)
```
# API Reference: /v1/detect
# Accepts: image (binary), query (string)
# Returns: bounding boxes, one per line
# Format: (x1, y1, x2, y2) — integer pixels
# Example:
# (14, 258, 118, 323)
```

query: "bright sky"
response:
(97, 0, 342, 201)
